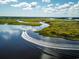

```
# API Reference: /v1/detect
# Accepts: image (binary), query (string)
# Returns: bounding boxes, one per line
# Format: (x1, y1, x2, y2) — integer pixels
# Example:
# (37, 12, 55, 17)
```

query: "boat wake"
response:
(21, 22, 79, 50)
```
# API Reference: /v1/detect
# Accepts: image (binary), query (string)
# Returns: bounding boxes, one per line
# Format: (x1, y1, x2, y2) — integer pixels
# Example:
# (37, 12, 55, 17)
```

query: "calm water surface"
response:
(0, 25, 58, 59)
(0, 25, 78, 59)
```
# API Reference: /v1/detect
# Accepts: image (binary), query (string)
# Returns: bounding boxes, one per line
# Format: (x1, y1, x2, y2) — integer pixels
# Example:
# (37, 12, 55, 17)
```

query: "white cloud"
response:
(0, 0, 17, 4)
(73, 3, 79, 9)
(42, 0, 51, 3)
(23, 7, 32, 10)
(47, 4, 53, 7)
(42, 2, 79, 17)
(11, 2, 38, 10)
(43, 7, 55, 13)
(31, 2, 37, 8)
(57, 3, 71, 10)
(11, 2, 30, 7)
(68, 2, 79, 16)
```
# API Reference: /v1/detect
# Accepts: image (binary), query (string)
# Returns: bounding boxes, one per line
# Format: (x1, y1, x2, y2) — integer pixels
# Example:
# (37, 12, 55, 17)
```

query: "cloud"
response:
(47, 4, 53, 7)
(42, 0, 51, 3)
(68, 2, 79, 16)
(31, 2, 37, 8)
(11, 2, 30, 7)
(73, 3, 79, 9)
(11, 2, 38, 10)
(43, 7, 55, 13)
(42, 2, 79, 17)
(57, 3, 71, 10)
(0, 0, 18, 4)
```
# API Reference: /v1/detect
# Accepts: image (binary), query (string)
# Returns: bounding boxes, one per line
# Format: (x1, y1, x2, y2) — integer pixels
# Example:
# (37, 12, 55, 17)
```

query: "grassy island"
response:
(0, 17, 41, 26)
(37, 19, 79, 41)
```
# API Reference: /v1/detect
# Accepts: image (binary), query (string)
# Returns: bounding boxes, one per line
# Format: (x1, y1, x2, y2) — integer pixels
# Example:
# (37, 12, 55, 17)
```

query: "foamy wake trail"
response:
(21, 22, 79, 50)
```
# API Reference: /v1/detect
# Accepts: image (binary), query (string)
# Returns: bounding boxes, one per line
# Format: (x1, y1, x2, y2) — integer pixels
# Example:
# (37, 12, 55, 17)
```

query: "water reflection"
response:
(0, 25, 56, 59)
(25, 30, 79, 50)
(0, 29, 41, 59)
(0, 25, 78, 59)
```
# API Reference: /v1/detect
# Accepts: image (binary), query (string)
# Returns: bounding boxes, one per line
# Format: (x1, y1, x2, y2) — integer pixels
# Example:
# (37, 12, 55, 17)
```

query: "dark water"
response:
(0, 31, 78, 59)
(0, 25, 78, 59)
(0, 30, 40, 59)
(0, 30, 59, 59)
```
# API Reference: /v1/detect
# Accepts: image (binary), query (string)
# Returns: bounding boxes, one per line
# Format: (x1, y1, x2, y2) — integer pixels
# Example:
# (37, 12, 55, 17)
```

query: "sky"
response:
(0, 0, 79, 17)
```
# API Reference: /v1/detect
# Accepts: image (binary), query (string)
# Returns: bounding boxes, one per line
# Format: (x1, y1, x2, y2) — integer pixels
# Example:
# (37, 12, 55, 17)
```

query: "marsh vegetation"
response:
(0, 17, 79, 41)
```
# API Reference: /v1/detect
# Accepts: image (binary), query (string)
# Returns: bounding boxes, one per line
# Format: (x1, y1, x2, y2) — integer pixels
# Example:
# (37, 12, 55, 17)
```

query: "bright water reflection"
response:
(0, 24, 58, 59)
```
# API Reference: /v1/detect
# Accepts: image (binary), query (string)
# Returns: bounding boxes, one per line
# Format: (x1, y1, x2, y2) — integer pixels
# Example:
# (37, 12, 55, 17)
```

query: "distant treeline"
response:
(0, 17, 79, 19)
